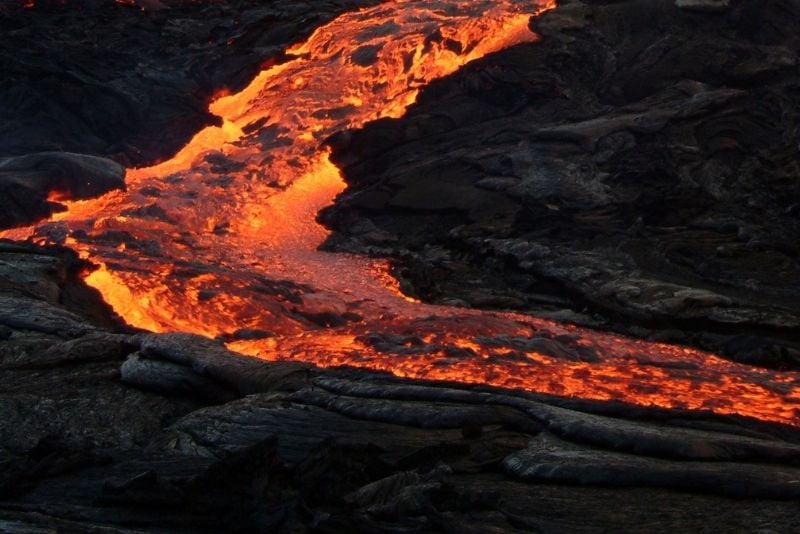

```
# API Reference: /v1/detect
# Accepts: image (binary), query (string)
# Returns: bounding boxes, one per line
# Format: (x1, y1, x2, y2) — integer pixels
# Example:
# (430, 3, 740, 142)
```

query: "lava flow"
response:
(5, 0, 799, 426)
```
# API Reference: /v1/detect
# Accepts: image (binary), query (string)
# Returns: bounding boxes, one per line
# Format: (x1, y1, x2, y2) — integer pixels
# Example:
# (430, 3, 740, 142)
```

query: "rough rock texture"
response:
(676, 0, 731, 12)
(322, 0, 800, 370)
(0, 240, 799, 532)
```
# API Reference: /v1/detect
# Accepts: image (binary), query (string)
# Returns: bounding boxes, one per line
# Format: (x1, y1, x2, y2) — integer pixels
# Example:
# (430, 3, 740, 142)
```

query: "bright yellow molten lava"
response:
(5, 0, 800, 427)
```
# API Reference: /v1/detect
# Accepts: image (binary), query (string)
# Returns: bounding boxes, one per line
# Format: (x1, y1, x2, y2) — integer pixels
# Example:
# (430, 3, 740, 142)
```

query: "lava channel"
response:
(4, 0, 799, 427)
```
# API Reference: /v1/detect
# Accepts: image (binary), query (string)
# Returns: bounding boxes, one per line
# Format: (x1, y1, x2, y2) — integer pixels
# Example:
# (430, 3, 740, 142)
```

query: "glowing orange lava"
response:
(5, 0, 799, 427)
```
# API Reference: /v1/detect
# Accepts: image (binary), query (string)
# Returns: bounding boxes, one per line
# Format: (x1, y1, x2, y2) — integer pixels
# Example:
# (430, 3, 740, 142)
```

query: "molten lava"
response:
(5, 0, 799, 426)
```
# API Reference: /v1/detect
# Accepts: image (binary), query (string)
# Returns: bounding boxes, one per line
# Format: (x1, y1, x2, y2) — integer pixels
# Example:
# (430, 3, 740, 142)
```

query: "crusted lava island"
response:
(1, 0, 799, 531)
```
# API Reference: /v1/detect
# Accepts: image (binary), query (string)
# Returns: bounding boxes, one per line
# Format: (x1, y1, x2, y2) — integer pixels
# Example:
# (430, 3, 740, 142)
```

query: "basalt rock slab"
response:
(322, 0, 800, 369)
(0, 239, 123, 330)
(131, 332, 312, 394)
(504, 437, 800, 499)
(676, 0, 731, 12)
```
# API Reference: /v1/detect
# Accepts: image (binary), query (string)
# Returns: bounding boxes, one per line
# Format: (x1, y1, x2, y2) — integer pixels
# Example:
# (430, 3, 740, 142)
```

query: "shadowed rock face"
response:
(321, 0, 800, 369)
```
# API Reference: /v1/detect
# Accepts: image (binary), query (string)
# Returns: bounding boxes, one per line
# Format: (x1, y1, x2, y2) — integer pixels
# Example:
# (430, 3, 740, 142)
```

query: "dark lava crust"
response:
(321, 0, 800, 370)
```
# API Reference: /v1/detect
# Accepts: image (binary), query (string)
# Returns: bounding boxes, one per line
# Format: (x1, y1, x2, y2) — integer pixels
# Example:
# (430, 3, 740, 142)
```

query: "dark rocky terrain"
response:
(2, 239, 800, 532)
(1, 0, 799, 532)
(323, 0, 800, 370)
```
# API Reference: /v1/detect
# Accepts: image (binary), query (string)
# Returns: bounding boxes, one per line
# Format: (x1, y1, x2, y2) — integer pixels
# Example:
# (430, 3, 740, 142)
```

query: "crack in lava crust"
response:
(6, 0, 800, 426)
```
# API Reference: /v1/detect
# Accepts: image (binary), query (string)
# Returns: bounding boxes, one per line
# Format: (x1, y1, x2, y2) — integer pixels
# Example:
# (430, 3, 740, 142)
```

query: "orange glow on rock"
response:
(7, 0, 800, 427)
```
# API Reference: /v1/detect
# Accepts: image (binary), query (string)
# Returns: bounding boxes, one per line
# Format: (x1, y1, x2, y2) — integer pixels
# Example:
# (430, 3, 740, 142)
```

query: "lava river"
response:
(5, 0, 800, 426)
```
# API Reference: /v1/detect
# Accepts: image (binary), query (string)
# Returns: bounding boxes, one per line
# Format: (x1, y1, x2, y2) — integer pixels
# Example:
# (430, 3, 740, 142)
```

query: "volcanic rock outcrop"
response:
(0, 152, 125, 228)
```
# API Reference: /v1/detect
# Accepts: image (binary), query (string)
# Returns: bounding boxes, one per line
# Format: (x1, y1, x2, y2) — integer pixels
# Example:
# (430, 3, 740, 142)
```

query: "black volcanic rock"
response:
(0, 152, 125, 228)
(322, 0, 800, 369)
